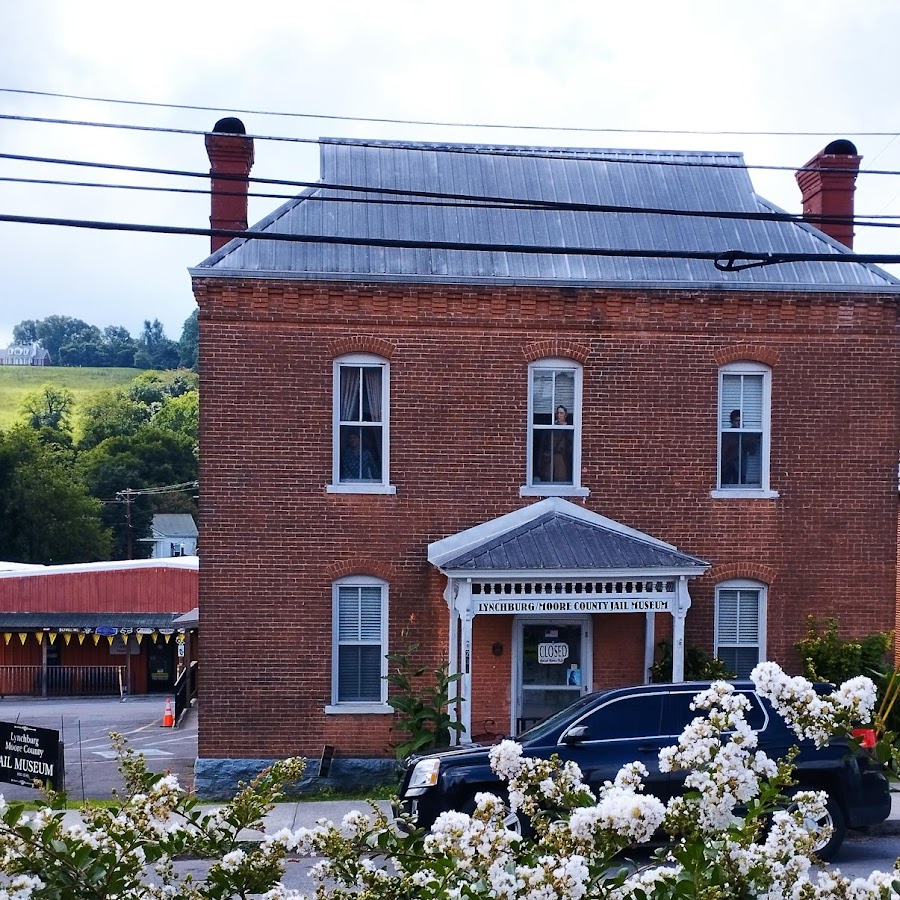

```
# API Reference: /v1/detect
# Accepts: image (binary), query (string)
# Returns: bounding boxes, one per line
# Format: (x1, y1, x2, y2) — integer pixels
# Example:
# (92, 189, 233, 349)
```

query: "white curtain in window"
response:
(364, 367, 382, 423)
(340, 367, 361, 422)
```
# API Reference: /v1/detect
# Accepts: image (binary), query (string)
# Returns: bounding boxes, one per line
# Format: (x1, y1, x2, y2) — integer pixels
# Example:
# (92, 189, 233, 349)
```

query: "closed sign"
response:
(537, 642, 569, 664)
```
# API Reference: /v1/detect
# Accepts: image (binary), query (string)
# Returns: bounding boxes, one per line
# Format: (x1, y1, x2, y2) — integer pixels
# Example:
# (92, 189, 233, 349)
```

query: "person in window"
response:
(538, 405, 573, 482)
(721, 409, 742, 485)
(721, 409, 762, 487)
(341, 431, 378, 481)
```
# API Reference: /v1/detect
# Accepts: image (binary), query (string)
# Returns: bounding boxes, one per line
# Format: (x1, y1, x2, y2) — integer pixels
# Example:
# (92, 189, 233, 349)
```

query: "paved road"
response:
(0, 695, 196, 800)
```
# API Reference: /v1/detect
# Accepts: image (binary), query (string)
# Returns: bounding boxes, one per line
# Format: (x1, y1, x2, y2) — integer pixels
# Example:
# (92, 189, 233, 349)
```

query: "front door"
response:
(147, 643, 175, 693)
(514, 617, 590, 734)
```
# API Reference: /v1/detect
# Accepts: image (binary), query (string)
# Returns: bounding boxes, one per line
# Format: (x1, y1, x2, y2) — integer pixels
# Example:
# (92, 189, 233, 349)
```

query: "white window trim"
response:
(326, 575, 390, 713)
(712, 362, 778, 499)
(328, 353, 396, 495)
(521, 358, 587, 498)
(714, 578, 767, 675)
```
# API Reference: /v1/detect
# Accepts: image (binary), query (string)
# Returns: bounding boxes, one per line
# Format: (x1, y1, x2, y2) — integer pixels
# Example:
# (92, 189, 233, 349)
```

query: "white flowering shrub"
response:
(0, 666, 898, 900)
(0, 733, 305, 900)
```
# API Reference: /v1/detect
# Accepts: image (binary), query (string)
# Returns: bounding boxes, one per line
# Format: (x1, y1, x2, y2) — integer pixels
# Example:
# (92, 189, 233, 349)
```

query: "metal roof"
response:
(439, 511, 709, 572)
(150, 514, 198, 539)
(192, 139, 900, 293)
(0, 613, 184, 631)
(428, 499, 709, 574)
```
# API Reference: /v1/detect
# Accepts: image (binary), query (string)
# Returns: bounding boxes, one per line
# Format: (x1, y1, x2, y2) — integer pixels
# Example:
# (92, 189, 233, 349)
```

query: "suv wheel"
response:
(461, 793, 528, 836)
(790, 792, 846, 861)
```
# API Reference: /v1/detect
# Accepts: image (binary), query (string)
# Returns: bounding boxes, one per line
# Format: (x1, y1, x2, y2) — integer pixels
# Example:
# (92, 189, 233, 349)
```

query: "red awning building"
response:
(0, 557, 198, 697)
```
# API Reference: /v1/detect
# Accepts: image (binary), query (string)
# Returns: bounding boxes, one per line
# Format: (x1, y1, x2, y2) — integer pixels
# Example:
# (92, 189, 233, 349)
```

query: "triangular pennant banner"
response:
(135, 633, 143, 645)
(18, 633, 27, 645)
(78, 633, 86, 645)
(48, 633, 57, 645)
(3, 633, 10, 645)
(164, 633, 171, 643)
(151, 632, 159, 643)
(63, 634, 72, 645)
(35, 632, 43, 644)
(106, 635, 114, 647)
(93, 634, 101, 646)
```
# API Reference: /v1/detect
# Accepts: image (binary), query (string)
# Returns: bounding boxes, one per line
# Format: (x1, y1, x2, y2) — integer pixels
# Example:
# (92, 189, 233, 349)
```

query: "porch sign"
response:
(474, 597, 672, 615)
(0, 722, 62, 791)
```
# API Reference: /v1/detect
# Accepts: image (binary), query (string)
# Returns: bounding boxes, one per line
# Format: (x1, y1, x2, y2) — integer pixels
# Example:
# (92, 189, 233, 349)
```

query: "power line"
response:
(3, 156, 900, 230)
(0, 114, 892, 176)
(3, 211, 900, 270)
(2, 87, 897, 138)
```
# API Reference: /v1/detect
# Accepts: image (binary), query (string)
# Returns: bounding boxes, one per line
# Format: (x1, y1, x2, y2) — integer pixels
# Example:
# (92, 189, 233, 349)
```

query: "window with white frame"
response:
(331, 577, 388, 706)
(527, 359, 582, 491)
(332, 354, 391, 492)
(718, 363, 771, 492)
(715, 580, 766, 677)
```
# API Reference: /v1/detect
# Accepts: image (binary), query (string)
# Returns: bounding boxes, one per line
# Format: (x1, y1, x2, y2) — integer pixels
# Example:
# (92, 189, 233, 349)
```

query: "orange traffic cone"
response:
(161, 697, 175, 728)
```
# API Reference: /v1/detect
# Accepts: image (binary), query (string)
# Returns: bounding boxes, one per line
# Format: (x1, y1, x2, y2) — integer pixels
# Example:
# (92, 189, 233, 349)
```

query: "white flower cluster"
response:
(751, 662, 876, 746)
(658, 681, 777, 832)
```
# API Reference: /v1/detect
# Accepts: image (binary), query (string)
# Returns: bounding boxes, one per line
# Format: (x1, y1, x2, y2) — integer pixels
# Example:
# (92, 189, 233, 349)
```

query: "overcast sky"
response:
(3, 0, 900, 349)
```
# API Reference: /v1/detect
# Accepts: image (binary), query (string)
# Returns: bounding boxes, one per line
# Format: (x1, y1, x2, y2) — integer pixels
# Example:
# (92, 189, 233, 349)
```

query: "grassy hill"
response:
(0, 367, 146, 431)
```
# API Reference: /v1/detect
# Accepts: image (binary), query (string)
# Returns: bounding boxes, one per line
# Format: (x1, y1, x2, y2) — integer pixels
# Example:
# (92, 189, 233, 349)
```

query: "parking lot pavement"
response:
(0, 695, 197, 801)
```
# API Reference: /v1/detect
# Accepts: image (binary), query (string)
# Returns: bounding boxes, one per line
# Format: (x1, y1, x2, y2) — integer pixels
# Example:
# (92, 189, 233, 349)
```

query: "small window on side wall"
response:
(524, 359, 586, 497)
(330, 577, 388, 709)
(715, 580, 766, 677)
(716, 363, 774, 496)
(330, 354, 394, 494)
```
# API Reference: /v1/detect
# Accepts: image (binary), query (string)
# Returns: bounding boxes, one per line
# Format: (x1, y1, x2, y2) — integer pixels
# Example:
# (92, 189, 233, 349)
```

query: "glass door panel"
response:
(519, 622, 584, 732)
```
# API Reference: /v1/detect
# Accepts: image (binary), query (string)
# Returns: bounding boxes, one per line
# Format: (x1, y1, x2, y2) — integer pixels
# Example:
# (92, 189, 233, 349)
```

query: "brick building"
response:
(190, 123, 900, 793)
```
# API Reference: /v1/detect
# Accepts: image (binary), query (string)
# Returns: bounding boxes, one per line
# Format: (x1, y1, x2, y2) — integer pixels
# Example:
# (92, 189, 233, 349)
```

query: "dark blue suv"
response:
(397, 681, 891, 859)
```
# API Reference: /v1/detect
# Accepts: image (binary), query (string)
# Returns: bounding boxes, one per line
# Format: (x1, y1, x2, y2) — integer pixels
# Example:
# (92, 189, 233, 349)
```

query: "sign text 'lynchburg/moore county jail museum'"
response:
(473, 598, 672, 615)
(0, 721, 62, 791)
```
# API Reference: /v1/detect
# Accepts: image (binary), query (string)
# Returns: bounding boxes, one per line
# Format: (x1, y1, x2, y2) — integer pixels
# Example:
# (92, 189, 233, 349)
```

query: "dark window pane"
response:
(338, 645, 382, 702)
(340, 425, 382, 481)
(718, 646, 760, 678)
(532, 429, 574, 483)
(580, 695, 664, 740)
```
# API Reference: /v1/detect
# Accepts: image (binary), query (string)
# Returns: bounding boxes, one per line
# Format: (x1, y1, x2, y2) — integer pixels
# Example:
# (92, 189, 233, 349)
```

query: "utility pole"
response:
(116, 488, 135, 559)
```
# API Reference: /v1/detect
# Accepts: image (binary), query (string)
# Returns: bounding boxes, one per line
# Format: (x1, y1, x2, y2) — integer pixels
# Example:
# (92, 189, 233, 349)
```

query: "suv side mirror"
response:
(561, 726, 588, 744)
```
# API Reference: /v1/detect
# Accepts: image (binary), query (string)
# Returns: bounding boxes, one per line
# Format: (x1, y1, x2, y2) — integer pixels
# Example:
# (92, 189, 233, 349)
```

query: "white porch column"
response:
(447, 585, 461, 744)
(672, 575, 692, 682)
(456, 580, 474, 743)
(643, 612, 656, 684)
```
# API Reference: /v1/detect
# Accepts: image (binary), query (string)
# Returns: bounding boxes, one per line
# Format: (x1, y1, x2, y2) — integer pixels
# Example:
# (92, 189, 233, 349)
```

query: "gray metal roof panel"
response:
(0, 613, 184, 631)
(193, 139, 900, 292)
(151, 514, 198, 538)
(440, 512, 709, 572)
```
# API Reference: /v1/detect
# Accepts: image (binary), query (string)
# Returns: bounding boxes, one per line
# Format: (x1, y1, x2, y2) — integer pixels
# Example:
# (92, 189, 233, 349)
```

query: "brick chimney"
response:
(205, 117, 254, 253)
(795, 139, 861, 249)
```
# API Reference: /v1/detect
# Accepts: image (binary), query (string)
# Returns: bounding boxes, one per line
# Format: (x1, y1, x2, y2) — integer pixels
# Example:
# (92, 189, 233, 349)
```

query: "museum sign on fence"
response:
(0, 721, 63, 791)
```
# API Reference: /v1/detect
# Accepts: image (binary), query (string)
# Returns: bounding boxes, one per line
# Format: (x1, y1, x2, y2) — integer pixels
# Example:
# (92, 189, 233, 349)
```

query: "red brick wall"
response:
(194, 278, 900, 758)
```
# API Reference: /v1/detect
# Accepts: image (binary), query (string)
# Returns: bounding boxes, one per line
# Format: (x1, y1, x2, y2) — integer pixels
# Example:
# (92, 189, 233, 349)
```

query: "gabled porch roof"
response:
(428, 497, 708, 578)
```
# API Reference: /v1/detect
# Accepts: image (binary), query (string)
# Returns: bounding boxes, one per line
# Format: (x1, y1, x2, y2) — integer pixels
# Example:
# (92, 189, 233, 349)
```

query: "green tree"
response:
(0, 427, 112, 563)
(179, 308, 199, 370)
(128, 368, 198, 406)
(135, 319, 180, 370)
(20, 315, 92, 363)
(77, 389, 150, 451)
(58, 324, 105, 366)
(79, 426, 198, 558)
(100, 325, 138, 367)
(152, 390, 199, 443)
(19, 384, 75, 431)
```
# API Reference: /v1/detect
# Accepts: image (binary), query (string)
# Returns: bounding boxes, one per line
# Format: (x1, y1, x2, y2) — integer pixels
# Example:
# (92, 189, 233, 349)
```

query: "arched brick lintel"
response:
(326, 558, 396, 582)
(522, 339, 591, 364)
(708, 562, 778, 585)
(329, 336, 396, 360)
(714, 344, 780, 367)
